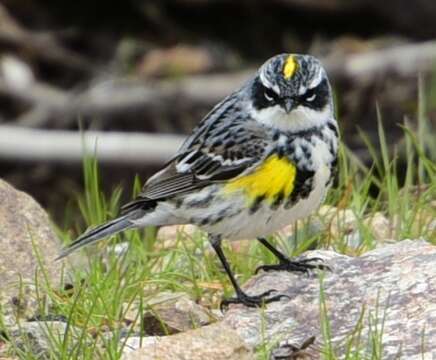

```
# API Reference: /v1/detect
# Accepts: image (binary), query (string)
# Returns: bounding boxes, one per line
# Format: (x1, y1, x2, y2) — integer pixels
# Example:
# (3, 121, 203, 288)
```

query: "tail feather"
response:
(56, 213, 137, 260)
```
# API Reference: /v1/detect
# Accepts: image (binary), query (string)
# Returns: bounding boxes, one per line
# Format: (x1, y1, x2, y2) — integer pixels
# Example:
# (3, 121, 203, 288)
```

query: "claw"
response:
(255, 257, 331, 274)
(220, 289, 289, 311)
(298, 257, 323, 263)
(298, 257, 331, 271)
(257, 289, 277, 297)
(254, 265, 266, 274)
(298, 257, 330, 270)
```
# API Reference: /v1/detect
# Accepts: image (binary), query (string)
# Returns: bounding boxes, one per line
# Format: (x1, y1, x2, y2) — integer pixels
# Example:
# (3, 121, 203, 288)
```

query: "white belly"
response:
(205, 163, 331, 240)
(132, 132, 335, 242)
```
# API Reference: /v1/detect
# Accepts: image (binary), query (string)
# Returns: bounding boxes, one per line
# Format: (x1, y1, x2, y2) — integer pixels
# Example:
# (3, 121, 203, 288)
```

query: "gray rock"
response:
(223, 239, 436, 359)
(8, 321, 79, 359)
(0, 179, 63, 326)
(124, 292, 216, 335)
(122, 322, 253, 360)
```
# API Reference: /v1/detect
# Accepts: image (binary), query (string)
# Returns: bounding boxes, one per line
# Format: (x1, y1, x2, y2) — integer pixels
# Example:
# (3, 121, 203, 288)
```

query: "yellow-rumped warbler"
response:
(58, 54, 339, 308)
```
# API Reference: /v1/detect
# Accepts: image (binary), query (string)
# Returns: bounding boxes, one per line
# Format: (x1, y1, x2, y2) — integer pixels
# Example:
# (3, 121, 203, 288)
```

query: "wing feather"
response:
(121, 86, 273, 212)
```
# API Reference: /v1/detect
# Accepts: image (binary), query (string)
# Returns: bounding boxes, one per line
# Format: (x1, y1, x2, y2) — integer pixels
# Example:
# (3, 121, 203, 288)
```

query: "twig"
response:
(0, 126, 185, 164)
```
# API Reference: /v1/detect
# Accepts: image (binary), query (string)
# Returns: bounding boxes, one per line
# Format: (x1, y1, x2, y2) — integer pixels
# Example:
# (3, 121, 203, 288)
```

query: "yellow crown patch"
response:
(283, 55, 298, 79)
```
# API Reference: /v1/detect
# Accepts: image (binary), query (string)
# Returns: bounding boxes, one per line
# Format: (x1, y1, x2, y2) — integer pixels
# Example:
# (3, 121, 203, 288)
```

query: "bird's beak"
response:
(284, 99, 294, 113)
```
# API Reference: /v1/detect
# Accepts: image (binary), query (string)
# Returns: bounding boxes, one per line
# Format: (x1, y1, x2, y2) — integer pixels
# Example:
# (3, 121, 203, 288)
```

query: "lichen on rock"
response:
(223, 239, 436, 359)
(0, 179, 63, 326)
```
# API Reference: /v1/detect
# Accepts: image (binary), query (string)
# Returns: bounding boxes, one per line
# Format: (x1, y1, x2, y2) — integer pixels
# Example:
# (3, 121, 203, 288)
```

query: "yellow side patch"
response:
(224, 155, 296, 204)
(283, 55, 298, 79)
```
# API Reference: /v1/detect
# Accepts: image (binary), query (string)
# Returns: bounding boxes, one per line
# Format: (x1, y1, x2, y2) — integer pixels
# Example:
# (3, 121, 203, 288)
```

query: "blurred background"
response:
(0, 0, 435, 224)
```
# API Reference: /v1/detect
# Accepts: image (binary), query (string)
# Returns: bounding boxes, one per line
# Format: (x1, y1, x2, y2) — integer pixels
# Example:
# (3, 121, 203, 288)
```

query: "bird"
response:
(57, 53, 339, 309)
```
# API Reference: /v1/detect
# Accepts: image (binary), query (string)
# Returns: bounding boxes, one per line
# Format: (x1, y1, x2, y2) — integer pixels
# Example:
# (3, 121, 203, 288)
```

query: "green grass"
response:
(1, 85, 435, 359)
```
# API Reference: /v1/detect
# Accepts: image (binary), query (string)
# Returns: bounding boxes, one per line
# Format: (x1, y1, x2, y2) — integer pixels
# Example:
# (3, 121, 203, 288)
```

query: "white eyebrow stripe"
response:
(299, 70, 324, 95)
(259, 71, 281, 95)
(309, 69, 323, 89)
(271, 84, 280, 94)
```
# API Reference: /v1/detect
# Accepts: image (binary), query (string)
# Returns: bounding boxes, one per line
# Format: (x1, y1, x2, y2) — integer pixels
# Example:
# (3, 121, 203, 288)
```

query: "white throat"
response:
(250, 104, 332, 133)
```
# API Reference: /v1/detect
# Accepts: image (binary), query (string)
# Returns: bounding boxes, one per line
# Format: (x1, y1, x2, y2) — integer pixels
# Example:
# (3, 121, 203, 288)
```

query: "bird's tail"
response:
(56, 210, 143, 260)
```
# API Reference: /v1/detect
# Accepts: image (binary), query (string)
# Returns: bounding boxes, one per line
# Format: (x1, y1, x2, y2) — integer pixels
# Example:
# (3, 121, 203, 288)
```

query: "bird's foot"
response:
(255, 257, 330, 274)
(220, 289, 288, 311)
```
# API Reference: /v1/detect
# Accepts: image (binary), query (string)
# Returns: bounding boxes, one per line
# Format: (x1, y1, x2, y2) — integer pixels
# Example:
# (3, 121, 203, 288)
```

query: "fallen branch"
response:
(2, 41, 436, 128)
(0, 71, 252, 128)
(328, 40, 436, 82)
(0, 126, 185, 164)
(1, 41, 436, 163)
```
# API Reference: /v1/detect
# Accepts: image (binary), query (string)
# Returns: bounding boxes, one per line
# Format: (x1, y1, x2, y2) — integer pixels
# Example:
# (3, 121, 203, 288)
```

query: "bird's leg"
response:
(255, 237, 329, 274)
(209, 235, 287, 310)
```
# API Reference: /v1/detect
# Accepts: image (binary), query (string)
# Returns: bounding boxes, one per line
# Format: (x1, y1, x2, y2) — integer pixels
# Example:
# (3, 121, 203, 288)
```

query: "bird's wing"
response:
(122, 94, 270, 212)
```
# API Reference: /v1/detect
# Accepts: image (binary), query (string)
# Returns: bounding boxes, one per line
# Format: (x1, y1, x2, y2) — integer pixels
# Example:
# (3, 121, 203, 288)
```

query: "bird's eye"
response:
(306, 93, 316, 102)
(264, 88, 276, 103)
(302, 89, 316, 103)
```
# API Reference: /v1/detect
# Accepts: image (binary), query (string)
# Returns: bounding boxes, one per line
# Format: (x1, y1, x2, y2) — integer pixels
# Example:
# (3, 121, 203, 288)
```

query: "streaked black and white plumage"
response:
(58, 54, 339, 309)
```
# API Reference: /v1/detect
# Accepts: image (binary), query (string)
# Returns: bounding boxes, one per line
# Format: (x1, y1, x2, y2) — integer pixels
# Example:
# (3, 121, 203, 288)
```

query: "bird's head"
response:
(249, 54, 334, 132)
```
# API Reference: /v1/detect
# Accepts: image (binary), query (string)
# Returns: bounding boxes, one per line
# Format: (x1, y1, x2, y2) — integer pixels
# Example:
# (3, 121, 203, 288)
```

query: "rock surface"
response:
(8, 321, 78, 359)
(223, 240, 436, 359)
(122, 322, 253, 360)
(0, 179, 62, 325)
(124, 292, 215, 335)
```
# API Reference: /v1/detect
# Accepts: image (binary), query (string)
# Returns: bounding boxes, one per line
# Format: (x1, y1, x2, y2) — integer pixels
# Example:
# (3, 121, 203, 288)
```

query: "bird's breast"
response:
(222, 154, 296, 206)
